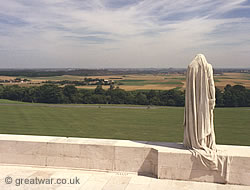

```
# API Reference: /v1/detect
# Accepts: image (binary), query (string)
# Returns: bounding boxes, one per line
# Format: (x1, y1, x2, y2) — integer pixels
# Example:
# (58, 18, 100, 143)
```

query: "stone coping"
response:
(0, 134, 249, 156)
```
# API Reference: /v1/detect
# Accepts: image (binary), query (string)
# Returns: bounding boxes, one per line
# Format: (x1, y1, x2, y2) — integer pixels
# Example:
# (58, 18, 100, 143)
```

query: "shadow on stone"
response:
(137, 148, 158, 178)
(146, 142, 186, 150)
(134, 140, 186, 150)
(189, 155, 226, 184)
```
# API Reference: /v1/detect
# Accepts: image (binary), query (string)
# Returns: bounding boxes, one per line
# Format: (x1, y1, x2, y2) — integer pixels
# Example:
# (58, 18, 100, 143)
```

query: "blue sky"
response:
(0, 0, 250, 68)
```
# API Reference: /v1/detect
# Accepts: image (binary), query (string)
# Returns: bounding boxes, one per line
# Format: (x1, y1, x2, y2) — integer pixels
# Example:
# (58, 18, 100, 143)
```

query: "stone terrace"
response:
(0, 134, 249, 189)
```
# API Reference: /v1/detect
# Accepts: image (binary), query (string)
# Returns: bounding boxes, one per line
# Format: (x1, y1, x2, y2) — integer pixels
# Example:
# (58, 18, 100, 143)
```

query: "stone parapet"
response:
(0, 134, 249, 186)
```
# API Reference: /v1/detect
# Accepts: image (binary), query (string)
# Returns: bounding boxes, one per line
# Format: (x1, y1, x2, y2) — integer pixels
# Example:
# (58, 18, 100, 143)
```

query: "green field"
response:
(0, 99, 249, 146)
(118, 79, 183, 86)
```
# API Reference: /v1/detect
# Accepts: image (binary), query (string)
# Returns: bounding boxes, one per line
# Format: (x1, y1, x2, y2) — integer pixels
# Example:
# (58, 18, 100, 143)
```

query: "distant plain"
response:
(1, 72, 250, 90)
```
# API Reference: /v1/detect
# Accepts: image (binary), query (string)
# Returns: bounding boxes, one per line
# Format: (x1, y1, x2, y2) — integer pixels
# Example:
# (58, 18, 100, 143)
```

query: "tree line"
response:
(0, 84, 249, 107)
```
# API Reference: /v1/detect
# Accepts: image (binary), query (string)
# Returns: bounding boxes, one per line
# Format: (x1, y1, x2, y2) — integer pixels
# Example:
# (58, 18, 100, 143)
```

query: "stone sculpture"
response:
(183, 54, 218, 169)
(183, 54, 232, 183)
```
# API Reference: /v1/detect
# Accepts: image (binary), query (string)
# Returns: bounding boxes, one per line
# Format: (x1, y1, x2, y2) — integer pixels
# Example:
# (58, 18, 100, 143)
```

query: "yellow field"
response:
(0, 76, 16, 80)
(214, 73, 250, 89)
(0, 73, 249, 90)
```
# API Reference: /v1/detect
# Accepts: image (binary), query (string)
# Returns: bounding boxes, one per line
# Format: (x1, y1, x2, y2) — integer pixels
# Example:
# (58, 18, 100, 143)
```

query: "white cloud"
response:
(0, 0, 249, 68)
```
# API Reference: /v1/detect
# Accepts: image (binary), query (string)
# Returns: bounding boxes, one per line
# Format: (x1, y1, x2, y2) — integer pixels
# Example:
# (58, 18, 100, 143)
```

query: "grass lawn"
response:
(0, 99, 27, 104)
(0, 100, 249, 146)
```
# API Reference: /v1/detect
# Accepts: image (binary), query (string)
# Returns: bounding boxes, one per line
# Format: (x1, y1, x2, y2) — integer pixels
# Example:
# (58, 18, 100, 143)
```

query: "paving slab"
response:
(0, 165, 249, 190)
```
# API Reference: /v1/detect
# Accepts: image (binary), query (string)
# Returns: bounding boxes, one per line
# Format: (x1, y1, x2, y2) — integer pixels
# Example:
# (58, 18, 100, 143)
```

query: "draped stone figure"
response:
(183, 54, 218, 169)
(183, 54, 232, 183)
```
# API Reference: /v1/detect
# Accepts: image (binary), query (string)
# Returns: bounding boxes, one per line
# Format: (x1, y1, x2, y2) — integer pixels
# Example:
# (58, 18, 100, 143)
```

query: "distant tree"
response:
(36, 84, 64, 103)
(158, 91, 168, 105)
(94, 85, 105, 95)
(78, 89, 94, 104)
(108, 88, 127, 104)
(231, 85, 248, 107)
(2, 85, 24, 101)
(14, 78, 21, 82)
(147, 90, 157, 100)
(0, 85, 3, 98)
(171, 89, 185, 106)
(247, 89, 250, 106)
(149, 96, 161, 105)
(124, 92, 136, 105)
(157, 89, 184, 106)
(63, 85, 77, 103)
(23, 78, 30, 82)
(223, 84, 233, 107)
(223, 84, 249, 107)
(135, 92, 148, 105)
(22, 86, 38, 103)
(109, 83, 115, 90)
(90, 94, 107, 104)
(215, 87, 224, 107)
(105, 95, 111, 104)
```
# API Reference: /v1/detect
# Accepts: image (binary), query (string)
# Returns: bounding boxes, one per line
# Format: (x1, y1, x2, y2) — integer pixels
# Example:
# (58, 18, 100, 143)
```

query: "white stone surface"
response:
(0, 165, 249, 190)
(0, 134, 250, 186)
(184, 54, 218, 170)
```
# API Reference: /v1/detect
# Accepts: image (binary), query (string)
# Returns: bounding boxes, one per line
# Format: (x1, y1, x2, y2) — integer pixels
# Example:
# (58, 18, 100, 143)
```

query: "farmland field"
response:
(0, 99, 249, 146)
(1, 73, 250, 90)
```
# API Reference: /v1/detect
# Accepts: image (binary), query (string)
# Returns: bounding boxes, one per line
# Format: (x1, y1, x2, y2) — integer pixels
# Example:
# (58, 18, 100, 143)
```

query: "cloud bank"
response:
(0, 0, 250, 68)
